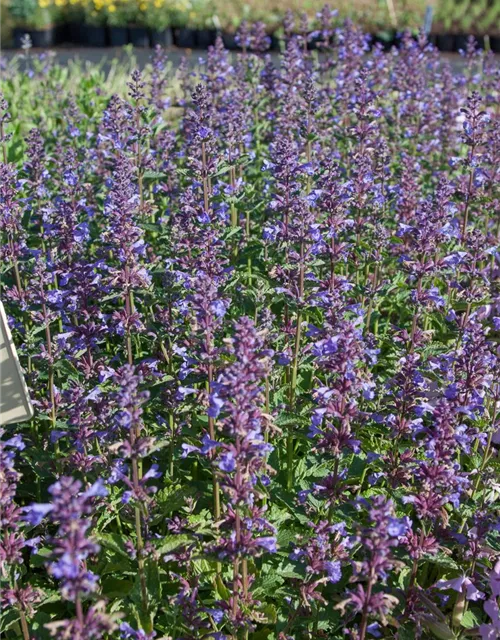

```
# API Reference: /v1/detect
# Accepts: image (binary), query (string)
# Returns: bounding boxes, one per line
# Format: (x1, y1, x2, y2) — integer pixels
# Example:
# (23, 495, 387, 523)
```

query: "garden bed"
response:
(1, 16, 500, 640)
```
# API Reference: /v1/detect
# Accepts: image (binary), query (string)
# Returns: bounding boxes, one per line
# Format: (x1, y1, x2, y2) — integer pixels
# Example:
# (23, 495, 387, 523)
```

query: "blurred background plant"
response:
(7, 0, 56, 29)
(434, 0, 499, 35)
(142, 0, 173, 31)
(188, 0, 217, 30)
(2, 0, 500, 46)
(167, 0, 193, 29)
(81, 0, 109, 26)
(101, 0, 137, 28)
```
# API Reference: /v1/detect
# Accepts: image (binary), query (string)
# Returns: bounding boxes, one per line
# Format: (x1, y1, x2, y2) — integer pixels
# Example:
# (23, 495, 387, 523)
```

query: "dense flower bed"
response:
(1, 25, 500, 640)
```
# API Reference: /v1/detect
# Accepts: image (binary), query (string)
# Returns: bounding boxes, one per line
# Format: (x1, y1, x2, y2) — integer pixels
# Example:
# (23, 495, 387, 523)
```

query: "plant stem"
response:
(358, 572, 374, 640)
(208, 362, 221, 521)
(12, 575, 30, 640)
(76, 596, 84, 626)
(169, 411, 175, 478)
(130, 431, 151, 628)
(19, 609, 30, 640)
(123, 281, 150, 629)
(125, 287, 134, 366)
(0, 119, 7, 164)
(287, 310, 302, 490)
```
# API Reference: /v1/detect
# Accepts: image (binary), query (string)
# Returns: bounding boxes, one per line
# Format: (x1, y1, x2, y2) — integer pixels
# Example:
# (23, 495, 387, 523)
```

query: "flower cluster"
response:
(1, 17, 499, 640)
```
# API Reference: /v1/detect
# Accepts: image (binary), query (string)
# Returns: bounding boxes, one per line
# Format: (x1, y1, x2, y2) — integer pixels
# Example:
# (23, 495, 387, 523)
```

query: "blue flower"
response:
(324, 560, 342, 582)
(208, 393, 224, 418)
(255, 536, 277, 553)
(219, 451, 236, 472)
(23, 503, 53, 526)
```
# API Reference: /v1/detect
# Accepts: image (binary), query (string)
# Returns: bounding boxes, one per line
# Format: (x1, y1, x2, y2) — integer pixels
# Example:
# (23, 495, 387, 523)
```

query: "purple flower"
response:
(218, 451, 236, 472)
(23, 503, 53, 526)
(255, 537, 277, 553)
(119, 622, 156, 639)
(208, 393, 224, 418)
(436, 575, 485, 601)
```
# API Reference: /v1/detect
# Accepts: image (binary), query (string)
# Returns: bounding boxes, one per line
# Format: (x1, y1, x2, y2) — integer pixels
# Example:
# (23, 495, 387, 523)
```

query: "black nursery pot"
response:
(129, 26, 150, 47)
(108, 26, 128, 46)
(196, 28, 216, 48)
(221, 31, 238, 50)
(69, 22, 84, 44)
(491, 36, 500, 53)
(81, 24, 107, 47)
(454, 34, 468, 52)
(150, 28, 173, 47)
(269, 34, 280, 51)
(30, 27, 54, 47)
(307, 34, 322, 50)
(54, 22, 69, 44)
(436, 34, 455, 52)
(12, 27, 27, 48)
(474, 35, 485, 50)
(173, 27, 196, 48)
(426, 33, 437, 47)
(371, 32, 397, 51)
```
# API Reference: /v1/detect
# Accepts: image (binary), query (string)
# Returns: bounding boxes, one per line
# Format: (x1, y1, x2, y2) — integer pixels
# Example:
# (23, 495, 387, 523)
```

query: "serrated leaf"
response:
(252, 573, 284, 597)
(97, 533, 130, 559)
(260, 603, 277, 624)
(421, 552, 459, 571)
(143, 171, 167, 179)
(460, 609, 481, 629)
(155, 534, 192, 556)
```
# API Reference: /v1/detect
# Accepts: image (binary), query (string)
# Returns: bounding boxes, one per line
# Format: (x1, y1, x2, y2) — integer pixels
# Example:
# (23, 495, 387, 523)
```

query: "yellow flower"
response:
(139, 2, 146, 9)
(108, 4, 116, 10)
(154, 0, 162, 7)
(39, 0, 49, 7)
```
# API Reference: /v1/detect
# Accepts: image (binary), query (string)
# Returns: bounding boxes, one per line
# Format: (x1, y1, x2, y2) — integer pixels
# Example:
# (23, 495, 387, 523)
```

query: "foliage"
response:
(7, 0, 55, 28)
(5, 0, 500, 34)
(0, 21, 500, 640)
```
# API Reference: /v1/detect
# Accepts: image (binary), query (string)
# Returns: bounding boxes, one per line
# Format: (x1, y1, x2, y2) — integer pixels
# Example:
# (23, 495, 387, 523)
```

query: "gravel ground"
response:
(1, 46, 497, 74)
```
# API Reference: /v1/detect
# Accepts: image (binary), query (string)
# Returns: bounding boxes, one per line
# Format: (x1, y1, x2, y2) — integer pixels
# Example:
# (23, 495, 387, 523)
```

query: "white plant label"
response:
(0, 300, 34, 425)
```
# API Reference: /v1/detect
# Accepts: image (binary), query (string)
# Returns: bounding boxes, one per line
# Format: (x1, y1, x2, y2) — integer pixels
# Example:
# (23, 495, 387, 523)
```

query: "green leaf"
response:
(277, 563, 304, 580)
(97, 533, 130, 559)
(421, 617, 457, 640)
(101, 576, 134, 598)
(146, 561, 162, 605)
(421, 552, 459, 571)
(155, 534, 192, 556)
(215, 575, 231, 601)
(398, 566, 411, 590)
(0, 609, 21, 634)
(38, 590, 61, 606)
(277, 528, 298, 548)
(460, 609, 481, 629)
(252, 573, 284, 597)
(260, 603, 277, 624)
(143, 171, 167, 179)
(30, 547, 52, 568)
(155, 485, 196, 514)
